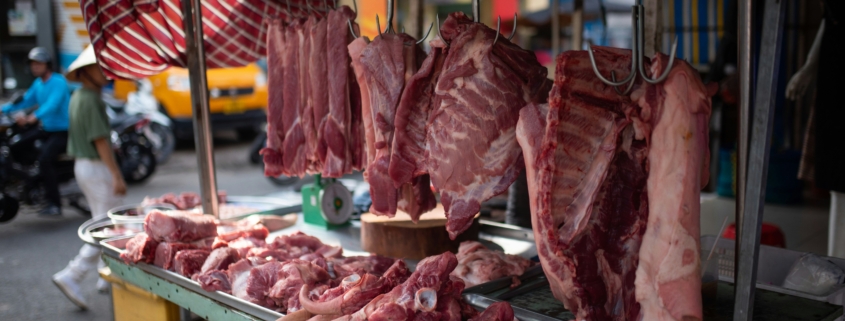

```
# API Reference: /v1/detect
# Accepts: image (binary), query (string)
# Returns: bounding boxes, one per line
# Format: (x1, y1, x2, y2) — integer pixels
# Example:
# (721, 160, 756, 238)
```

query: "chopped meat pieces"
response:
(121, 233, 159, 264)
(154, 242, 196, 271)
(201, 247, 241, 273)
(144, 210, 217, 243)
(173, 249, 210, 278)
(469, 302, 516, 321)
(451, 241, 534, 288)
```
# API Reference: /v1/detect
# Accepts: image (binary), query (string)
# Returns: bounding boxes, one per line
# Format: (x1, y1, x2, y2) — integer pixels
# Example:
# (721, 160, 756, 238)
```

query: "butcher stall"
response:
(75, 0, 845, 320)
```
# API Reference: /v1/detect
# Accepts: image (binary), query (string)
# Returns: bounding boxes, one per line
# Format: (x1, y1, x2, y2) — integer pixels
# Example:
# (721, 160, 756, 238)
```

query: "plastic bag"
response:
(782, 253, 845, 296)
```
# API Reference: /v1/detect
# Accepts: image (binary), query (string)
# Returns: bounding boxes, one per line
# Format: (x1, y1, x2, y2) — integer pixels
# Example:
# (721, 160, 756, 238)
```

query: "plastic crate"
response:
(701, 235, 845, 310)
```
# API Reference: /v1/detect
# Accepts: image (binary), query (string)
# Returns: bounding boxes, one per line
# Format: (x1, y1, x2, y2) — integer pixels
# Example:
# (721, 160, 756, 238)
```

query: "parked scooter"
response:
(0, 106, 158, 222)
(104, 79, 175, 165)
(248, 126, 299, 186)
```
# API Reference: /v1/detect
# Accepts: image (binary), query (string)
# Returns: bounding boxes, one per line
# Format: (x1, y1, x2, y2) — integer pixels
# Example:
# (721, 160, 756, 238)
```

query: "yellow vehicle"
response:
(114, 63, 268, 140)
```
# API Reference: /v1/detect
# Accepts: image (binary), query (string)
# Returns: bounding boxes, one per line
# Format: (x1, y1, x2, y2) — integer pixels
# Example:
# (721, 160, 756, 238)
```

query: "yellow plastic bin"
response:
(99, 267, 180, 321)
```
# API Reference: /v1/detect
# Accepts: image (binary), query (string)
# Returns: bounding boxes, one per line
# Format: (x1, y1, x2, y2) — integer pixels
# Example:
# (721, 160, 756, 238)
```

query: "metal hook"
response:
(635, 6, 677, 84)
(348, 20, 359, 38)
(492, 14, 518, 45)
(584, 3, 676, 94)
(472, 0, 480, 23)
(401, 26, 405, 34)
(376, 14, 382, 36)
(416, 23, 433, 44)
(436, 14, 449, 46)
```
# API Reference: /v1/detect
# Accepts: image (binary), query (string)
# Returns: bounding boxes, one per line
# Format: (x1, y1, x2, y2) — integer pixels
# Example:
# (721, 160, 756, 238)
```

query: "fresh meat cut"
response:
(216, 222, 269, 242)
(121, 233, 159, 264)
(144, 210, 217, 243)
(201, 247, 241, 273)
(173, 249, 210, 278)
(154, 242, 196, 271)
(299, 260, 411, 316)
(269, 232, 343, 258)
(310, 14, 329, 173)
(388, 39, 447, 189)
(515, 47, 709, 321)
(262, 19, 286, 176)
(328, 255, 397, 281)
(348, 37, 375, 174)
(388, 13, 549, 239)
(267, 260, 332, 312)
(282, 19, 309, 177)
(230, 258, 270, 302)
(468, 301, 515, 321)
(322, 6, 360, 177)
(196, 270, 232, 293)
(228, 237, 267, 258)
(301, 16, 319, 173)
(356, 32, 435, 218)
(334, 252, 465, 321)
(452, 241, 534, 288)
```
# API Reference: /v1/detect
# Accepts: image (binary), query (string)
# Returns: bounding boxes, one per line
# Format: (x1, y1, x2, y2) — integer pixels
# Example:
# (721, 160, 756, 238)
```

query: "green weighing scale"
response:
(302, 174, 354, 229)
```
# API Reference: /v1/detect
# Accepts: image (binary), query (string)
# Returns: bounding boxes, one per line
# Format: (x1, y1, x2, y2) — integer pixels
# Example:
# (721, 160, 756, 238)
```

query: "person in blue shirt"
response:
(0, 47, 71, 216)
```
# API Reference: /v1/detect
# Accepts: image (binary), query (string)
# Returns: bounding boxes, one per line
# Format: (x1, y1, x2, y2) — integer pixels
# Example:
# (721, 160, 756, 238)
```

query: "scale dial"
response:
(320, 182, 353, 225)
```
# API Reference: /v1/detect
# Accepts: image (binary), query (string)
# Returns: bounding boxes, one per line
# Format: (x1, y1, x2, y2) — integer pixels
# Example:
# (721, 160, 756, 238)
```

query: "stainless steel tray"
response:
(462, 265, 573, 321)
(219, 196, 302, 221)
(101, 235, 284, 321)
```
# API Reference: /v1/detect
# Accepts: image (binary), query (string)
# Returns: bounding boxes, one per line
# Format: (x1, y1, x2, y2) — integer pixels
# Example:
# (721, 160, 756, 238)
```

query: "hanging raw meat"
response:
(516, 47, 710, 321)
(310, 13, 330, 172)
(389, 12, 550, 238)
(281, 19, 309, 177)
(262, 19, 286, 177)
(356, 32, 434, 217)
(322, 6, 360, 177)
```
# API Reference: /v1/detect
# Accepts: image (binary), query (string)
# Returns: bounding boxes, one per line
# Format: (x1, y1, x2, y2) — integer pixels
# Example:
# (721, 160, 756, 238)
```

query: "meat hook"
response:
(346, 0, 359, 39)
(585, 4, 678, 94)
(436, 14, 449, 46)
(416, 23, 434, 45)
(492, 13, 518, 45)
(375, 0, 395, 36)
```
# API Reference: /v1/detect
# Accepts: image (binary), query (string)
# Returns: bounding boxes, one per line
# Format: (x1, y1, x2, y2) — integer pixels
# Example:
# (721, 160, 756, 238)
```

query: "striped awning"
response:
(80, 0, 330, 79)
(662, 0, 732, 67)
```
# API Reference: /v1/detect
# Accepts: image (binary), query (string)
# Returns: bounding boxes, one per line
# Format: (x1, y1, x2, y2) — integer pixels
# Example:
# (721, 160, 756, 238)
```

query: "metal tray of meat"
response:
(100, 235, 285, 321)
(462, 265, 573, 321)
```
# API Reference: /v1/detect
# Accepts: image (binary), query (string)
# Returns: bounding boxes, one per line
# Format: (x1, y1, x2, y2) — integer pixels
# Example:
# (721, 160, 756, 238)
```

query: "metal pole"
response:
(733, 0, 785, 319)
(572, 0, 584, 50)
(735, 0, 752, 282)
(180, 0, 220, 218)
(551, 0, 560, 57)
(407, 0, 423, 39)
(642, 0, 663, 57)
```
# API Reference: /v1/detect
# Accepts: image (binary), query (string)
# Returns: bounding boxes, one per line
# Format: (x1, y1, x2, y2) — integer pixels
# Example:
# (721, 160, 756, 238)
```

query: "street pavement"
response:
(0, 135, 302, 321)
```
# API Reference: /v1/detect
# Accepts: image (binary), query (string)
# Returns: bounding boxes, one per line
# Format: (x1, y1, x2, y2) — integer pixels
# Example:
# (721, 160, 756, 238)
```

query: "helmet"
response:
(27, 47, 52, 63)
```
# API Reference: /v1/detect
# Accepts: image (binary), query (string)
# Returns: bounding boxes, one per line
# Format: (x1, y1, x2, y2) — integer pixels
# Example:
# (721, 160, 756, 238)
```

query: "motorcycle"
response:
(248, 126, 299, 186)
(104, 79, 175, 165)
(0, 106, 157, 222)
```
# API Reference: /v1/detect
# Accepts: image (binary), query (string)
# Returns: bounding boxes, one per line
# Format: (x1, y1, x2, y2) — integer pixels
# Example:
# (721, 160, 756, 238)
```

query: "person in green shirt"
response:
(52, 46, 127, 310)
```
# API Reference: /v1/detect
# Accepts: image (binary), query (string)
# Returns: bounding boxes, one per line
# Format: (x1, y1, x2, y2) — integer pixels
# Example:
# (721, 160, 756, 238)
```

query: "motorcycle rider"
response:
(52, 46, 126, 309)
(0, 47, 71, 216)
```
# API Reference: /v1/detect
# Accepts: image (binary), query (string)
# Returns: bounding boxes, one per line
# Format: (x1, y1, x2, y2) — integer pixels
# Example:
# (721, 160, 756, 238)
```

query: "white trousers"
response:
(65, 159, 124, 280)
(831, 192, 845, 259)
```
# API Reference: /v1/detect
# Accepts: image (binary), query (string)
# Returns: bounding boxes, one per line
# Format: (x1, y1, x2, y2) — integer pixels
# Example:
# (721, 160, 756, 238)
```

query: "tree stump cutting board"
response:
(360, 204, 479, 260)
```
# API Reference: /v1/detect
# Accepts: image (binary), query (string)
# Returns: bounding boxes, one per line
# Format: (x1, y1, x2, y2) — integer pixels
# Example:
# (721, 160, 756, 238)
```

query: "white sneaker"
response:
(96, 278, 110, 293)
(52, 268, 88, 310)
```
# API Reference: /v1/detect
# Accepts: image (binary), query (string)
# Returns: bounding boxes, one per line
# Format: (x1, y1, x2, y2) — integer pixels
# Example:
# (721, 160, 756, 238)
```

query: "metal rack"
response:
(564, 0, 790, 319)
(172, 0, 794, 319)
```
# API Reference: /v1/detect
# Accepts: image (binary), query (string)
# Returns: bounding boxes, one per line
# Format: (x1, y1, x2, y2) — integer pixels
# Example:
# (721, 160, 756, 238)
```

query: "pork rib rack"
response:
(516, 47, 710, 321)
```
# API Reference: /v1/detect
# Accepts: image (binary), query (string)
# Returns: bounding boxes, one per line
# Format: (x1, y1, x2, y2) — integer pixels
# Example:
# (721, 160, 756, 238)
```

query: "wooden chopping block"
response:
(360, 204, 479, 260)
